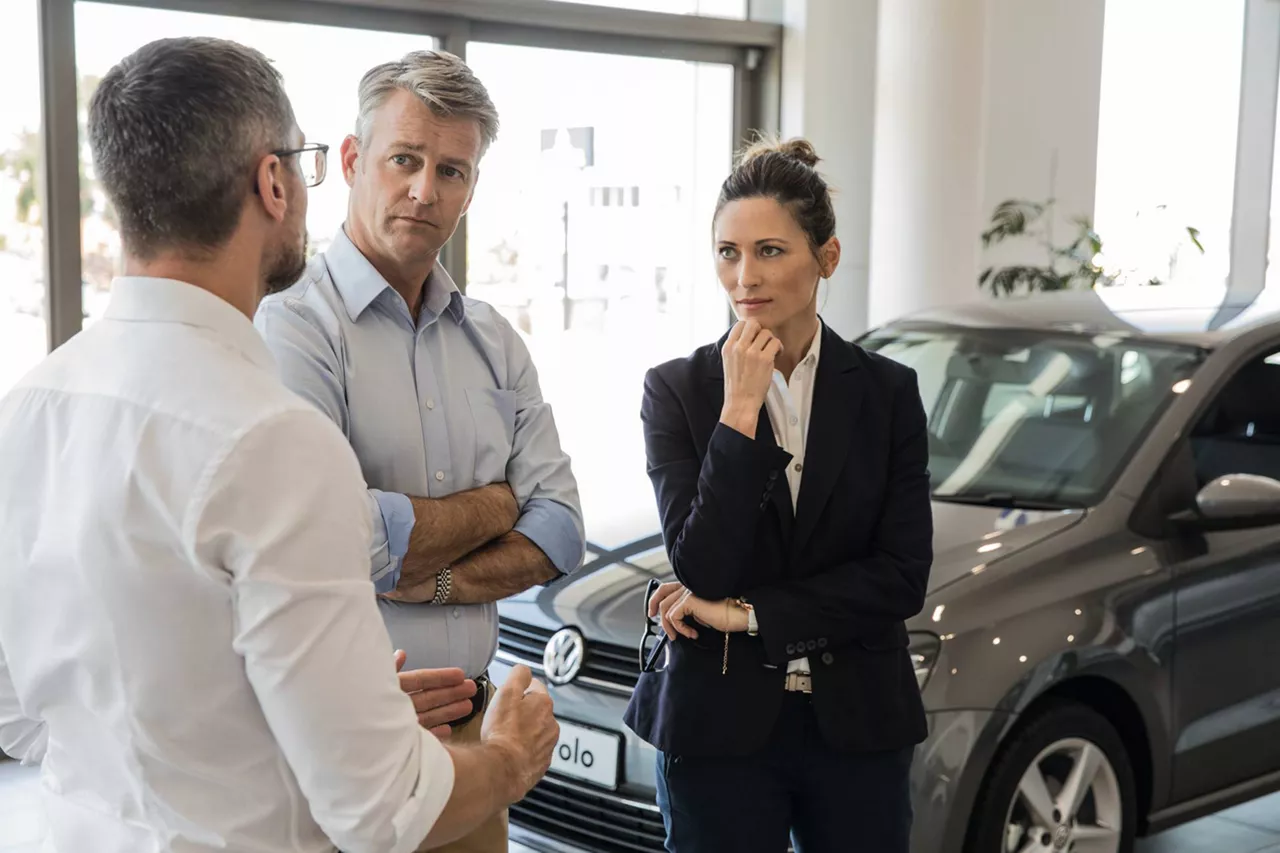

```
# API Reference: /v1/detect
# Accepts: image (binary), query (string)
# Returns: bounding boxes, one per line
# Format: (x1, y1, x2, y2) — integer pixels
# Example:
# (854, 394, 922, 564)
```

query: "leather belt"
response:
(783, 672, 812, 693)
(450, 671, 491, 729)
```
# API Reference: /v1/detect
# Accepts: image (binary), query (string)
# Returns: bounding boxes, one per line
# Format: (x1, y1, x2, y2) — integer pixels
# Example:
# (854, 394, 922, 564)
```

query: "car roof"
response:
(877, 287, 1280, 349)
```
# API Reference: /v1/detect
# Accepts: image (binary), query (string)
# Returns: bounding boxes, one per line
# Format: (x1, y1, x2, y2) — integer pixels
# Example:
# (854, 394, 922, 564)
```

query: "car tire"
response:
(963, 699, 1137, 853)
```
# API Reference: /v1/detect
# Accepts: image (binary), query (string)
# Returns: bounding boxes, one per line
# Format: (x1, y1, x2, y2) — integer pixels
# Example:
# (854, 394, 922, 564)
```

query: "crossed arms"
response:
(256, 297, 585, 604)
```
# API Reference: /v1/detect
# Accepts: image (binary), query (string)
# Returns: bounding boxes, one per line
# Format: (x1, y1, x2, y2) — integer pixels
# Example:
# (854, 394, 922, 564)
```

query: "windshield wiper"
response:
(931, 492, 1083, 511)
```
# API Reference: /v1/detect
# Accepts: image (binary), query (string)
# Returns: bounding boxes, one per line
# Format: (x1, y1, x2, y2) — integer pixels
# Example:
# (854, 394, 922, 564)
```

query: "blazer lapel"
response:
(756, 408, 796, 528)
(791, 325, 862, 558)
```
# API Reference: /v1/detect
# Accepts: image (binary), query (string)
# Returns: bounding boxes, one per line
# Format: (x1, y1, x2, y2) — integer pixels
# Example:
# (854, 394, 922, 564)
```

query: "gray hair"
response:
(355, 50, 499, 153)
(88, 37, 296, 259)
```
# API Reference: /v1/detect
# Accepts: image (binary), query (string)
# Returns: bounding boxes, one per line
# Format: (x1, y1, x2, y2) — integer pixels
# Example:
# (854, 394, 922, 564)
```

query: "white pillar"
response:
(867, 0, 989, 328)
(979, 1, 1106, 300)
(775, 0, 880, 339)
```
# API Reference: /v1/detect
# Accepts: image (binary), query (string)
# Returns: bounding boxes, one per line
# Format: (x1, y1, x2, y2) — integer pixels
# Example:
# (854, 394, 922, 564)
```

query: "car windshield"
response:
(861, 324, 1205, 508)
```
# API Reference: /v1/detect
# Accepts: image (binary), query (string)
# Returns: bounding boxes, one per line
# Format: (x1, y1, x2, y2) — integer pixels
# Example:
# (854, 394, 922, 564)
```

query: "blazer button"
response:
(768, 470, 778, 481)
(821, 652, 834, 666)
(786, 643, 796, 656)
(806, 640, 817, 652)
(817, 638, 828, 649)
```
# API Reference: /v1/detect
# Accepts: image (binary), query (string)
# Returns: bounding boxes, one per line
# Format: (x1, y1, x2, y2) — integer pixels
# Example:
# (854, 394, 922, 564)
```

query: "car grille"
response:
(498, 618, 640, 691)
(512, 775, 666, 853)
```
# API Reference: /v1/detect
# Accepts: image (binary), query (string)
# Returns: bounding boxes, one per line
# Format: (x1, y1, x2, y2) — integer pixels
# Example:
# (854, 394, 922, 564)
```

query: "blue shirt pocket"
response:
(465, 387, 516, 486)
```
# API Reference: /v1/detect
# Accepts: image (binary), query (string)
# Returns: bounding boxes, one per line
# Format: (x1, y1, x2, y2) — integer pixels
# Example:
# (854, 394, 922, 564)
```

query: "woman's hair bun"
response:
(737, 136, 820, 169)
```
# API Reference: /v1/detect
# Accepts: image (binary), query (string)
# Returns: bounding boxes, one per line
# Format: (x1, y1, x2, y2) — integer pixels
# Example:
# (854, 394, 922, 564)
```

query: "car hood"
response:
(497, 502, 1085, 646)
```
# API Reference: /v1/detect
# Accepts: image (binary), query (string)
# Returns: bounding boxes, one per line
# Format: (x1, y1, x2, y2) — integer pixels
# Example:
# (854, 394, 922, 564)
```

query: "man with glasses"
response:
(275, 142, 329, 188)
(256, 50, 584, 853)
(0, 37, 558, 853)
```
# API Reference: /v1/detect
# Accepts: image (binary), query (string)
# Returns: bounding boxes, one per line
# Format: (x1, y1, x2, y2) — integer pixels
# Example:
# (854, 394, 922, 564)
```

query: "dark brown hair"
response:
(89, 37, 296, 259)
(714, 137, 835, 255)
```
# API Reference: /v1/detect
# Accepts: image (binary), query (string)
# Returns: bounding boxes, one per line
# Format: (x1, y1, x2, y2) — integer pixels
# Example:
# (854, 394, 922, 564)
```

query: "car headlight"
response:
(909, 632, 942, 691)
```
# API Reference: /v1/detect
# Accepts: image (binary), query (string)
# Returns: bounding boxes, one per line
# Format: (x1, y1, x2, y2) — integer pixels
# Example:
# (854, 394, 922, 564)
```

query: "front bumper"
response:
(493, 655, 1009, 853)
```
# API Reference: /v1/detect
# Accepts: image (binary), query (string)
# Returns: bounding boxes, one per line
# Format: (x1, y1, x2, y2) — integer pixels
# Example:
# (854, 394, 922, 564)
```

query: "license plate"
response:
(550, 718, 621, 790)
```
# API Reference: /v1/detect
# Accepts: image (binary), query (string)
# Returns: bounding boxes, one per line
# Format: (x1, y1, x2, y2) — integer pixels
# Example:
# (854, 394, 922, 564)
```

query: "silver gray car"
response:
(494, 288, 1280, 853)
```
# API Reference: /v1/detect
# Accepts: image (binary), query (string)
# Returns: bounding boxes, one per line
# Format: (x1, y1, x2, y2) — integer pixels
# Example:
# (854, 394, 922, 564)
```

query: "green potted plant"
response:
(979, 197, 1203, 297)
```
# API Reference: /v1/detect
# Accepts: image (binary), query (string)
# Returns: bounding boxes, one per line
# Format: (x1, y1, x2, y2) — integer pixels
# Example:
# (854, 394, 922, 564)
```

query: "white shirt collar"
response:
(799, 321, 823, 369)
(103, 276, 275, 372)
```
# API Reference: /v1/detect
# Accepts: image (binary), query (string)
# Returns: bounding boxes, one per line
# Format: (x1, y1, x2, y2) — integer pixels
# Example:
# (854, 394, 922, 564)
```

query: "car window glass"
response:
(863, 327, 1203, 507)
(1190, 348, 1280, 486)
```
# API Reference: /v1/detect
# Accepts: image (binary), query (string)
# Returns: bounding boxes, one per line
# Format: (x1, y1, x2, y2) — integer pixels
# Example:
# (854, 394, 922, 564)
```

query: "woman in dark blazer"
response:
(622, 138, 934, 853)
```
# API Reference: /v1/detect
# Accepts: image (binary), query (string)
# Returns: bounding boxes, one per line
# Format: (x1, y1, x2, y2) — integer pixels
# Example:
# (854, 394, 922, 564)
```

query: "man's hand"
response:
(394, 650, 477, 739)
(481, 665, 559, 804)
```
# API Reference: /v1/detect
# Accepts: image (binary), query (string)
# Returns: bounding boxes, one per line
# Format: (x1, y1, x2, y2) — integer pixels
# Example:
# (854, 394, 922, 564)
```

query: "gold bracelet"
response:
(722, 599, 730, 675)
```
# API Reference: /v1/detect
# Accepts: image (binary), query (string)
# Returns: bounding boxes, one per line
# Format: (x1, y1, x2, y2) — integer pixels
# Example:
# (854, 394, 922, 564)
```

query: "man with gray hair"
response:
(0, 37, 557, 853)
(257, 49, 584, 853)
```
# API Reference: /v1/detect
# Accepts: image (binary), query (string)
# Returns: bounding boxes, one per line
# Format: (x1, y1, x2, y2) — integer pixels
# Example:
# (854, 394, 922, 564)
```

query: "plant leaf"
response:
(982, 199, 1045, 247)
(1187, 226, 1204, 253)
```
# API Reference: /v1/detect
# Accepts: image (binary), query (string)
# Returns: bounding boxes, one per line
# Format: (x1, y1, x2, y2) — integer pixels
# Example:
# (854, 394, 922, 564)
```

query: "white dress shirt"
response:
(763, 324, 823, 675)
(0, 278, 453, 853)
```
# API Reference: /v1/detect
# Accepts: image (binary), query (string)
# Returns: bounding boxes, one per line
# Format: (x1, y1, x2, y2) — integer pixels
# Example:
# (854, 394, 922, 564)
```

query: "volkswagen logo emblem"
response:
(543, 628, 586, 686)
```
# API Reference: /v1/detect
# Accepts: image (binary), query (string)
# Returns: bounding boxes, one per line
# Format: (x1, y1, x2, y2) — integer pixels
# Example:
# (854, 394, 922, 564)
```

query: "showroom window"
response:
(33, 0, 777, 547)
(0, 0, 47, 395)
(1094, 0, 1246, 293)
(72, 1, 437, 327)
(553, 0, 746, 18)
(465, 42, 733, 543)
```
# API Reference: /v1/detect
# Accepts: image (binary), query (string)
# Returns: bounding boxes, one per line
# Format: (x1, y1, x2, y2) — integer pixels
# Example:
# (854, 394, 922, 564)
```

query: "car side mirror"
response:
(1171, 473, 1280, 531)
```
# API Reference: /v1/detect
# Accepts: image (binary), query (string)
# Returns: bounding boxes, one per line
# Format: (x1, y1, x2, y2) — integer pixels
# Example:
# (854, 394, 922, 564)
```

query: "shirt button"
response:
(452, 608, 461, 619)
(789, 416, 798, 426)
(794, 463, 803, 473)
(435, 471, 445, 482)
(425, 398, 436, 410)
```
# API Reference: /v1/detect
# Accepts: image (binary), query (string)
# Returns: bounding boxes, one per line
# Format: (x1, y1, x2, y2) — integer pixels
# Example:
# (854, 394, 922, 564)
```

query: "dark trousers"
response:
(654, 693, 914, 853)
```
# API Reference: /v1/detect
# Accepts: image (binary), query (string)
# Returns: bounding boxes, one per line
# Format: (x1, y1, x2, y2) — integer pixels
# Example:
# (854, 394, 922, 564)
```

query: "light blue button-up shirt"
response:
(255, 227, 584, 676)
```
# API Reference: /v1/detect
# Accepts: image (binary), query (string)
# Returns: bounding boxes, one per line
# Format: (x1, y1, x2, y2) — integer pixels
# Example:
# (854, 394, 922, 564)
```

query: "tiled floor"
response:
(4, 757, 1280, 852)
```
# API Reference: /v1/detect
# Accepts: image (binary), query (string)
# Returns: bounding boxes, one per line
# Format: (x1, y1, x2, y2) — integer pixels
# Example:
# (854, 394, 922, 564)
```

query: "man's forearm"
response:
(391, 532, 559, 605)
(418, 742, 517, 850)
(450, 531, 559, 603)
(398, 484, 517, 587)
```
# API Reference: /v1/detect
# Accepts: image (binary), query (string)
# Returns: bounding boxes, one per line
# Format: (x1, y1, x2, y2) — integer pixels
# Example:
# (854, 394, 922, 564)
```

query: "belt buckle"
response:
(784, 672, 812, 693)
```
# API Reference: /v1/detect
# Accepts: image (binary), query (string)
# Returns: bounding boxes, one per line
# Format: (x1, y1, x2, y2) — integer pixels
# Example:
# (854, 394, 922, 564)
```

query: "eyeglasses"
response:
(273, 143, 329, 188)
(639, 578, 671, 673)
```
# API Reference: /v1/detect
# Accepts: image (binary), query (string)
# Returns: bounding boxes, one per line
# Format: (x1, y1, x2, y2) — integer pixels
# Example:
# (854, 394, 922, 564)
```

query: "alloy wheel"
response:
(1001, 737, 1123, 853)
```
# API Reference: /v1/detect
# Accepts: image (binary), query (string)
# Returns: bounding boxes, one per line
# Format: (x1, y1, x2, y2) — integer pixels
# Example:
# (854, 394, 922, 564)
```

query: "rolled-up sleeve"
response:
(500, 322, 585, 575)
(190, 408, 453, 853)
(255, 299, 396, 587)
(370, 489, 415, 594)
(514, 498, 583, 576)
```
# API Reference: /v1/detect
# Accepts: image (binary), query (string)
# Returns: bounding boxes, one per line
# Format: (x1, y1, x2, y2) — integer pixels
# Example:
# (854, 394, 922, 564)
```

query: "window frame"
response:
(35, 0, 781, 348)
